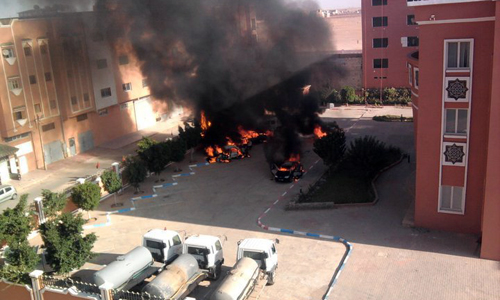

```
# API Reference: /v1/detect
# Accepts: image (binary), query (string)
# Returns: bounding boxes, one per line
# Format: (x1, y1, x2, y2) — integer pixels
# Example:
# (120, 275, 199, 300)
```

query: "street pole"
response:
(36, 115, 47, 170)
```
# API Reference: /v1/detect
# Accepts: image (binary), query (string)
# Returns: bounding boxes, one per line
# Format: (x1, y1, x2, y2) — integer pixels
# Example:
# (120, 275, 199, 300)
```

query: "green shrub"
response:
(346, 136, 402, 178)
(340, 86, 357, 103)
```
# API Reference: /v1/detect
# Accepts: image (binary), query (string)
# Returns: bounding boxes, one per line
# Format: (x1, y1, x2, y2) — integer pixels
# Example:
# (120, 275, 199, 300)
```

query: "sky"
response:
(0, 0, 361, 19)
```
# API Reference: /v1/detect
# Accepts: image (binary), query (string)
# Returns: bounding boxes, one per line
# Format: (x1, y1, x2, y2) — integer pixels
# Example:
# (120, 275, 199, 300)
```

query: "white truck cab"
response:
(237, 238, 279, 285)
(184, 235, 224, 279)
(142, 229, 183, 264)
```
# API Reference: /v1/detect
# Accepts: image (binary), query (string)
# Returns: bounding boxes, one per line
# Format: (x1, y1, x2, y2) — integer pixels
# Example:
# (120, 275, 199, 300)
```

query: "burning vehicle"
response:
(271, 154, 304, 182)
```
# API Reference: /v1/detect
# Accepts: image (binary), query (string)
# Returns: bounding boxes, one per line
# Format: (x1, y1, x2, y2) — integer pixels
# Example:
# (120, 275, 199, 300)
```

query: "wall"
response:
(480, 1, 500, 261)
(0, 280, 33, 300)
(413, 1, 495, 233)
(362, 0, 419, 89)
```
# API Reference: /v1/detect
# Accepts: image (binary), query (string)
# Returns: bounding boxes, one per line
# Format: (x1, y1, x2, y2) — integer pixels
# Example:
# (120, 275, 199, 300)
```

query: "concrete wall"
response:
(0, 280, 33, 300)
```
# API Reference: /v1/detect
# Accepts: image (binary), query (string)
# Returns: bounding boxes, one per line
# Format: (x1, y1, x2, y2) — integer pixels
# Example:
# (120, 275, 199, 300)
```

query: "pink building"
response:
(408, 0, 500, 260)
(362, 0, 419, 89)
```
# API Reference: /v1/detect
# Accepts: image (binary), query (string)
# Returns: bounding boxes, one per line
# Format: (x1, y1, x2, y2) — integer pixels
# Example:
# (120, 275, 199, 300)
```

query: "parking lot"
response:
(33, 107, 500, 300)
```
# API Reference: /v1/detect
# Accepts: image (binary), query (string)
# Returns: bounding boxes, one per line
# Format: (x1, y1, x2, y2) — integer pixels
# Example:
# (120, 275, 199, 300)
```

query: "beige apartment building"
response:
(0, 10, 173, 183)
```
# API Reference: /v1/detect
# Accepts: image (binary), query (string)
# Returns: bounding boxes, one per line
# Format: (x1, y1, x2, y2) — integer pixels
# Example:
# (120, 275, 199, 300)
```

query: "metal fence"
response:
(41, 275, 101, 296)
(111, 290, 166, 300)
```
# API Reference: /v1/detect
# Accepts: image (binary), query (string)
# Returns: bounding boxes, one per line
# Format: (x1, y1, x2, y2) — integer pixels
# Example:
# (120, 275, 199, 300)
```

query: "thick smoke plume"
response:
(94, 0, 337, 165)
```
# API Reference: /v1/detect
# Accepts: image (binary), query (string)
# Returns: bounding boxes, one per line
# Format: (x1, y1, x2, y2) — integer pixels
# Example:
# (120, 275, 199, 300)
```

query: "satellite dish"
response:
(2, 49, 10, 56)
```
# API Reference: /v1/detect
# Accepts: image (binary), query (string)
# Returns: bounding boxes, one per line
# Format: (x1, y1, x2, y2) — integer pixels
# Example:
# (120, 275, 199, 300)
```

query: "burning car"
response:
(206, 144, 249, 163)
(273, 160, 304, 182)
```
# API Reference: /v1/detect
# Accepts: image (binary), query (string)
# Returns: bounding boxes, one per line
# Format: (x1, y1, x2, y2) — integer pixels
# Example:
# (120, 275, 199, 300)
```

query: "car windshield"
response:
(276, 171, 291, 176)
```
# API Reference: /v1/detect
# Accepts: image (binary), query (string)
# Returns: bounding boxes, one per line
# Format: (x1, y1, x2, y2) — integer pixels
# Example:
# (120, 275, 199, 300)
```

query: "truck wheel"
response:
(267, 271, 276, 285)
(215, 263, 222, 280)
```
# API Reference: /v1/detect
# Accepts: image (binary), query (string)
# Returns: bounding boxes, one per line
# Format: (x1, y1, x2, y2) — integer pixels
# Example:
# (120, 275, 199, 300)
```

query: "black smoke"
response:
(94, 0, 337, 164)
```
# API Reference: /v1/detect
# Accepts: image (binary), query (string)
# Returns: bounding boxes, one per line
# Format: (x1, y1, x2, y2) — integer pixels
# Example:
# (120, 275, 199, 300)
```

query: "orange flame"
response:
(289, 153, 300, 162)
(200, 111, 211, 136)
(314, 125, 327, 139)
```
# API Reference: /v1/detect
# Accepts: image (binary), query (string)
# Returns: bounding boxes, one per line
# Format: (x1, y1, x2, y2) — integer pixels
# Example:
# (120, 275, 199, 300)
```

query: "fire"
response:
(200, 111, 211, 135)
(289, 154, 300, 162)
(314, 125, 327, 139)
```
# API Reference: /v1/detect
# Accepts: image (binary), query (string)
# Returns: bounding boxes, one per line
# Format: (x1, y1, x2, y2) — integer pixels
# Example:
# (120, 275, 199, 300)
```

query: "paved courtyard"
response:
(29, 106, 500, 299)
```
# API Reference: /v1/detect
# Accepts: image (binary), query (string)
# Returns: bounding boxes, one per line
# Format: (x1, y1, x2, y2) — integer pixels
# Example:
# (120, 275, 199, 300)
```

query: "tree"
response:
(137, 136, 158, 157)
(41, 189, 67, 219)
(0, 194, 33, 244)
(179, 122, 202, 162)
(313, 122, 346, 170)
(143, 143, 170, 181)
(71, 182, 101, 220)
(340, 86, 357, 103)
(165, 139, 187, 172)
(40, 213, 97, 274)
(122, 156, 147, 193)
(0, 240, 40, 284)
(101, 170, 122, 207)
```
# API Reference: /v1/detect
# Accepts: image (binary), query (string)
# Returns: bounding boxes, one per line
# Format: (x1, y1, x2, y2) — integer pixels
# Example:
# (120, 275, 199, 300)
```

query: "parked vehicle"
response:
(94, 229, 225, 298)
(211, 238, 279, 300)
(142, 254, 208, 300)
(0, 185, 17, 203)
(274, 161, 304, 182)
(216, 145, 245, 163)
(184, 235, 225, 279)
(143, 229, 184, 264)
(93, 246, 156, 291)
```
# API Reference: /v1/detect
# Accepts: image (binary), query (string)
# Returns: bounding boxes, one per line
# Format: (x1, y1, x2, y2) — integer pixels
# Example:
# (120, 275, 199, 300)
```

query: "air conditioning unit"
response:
(401, 37, 408, 47)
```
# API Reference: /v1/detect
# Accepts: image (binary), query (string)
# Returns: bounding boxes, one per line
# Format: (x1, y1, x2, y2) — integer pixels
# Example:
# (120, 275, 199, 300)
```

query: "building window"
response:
(414, 68, 419, 88)
(4, 132, 30, 143)
(45, 72, 52, 82)
(122, 82, 132, 92)
(408, 65, 413, 86)
(71, 96, 78, 105)
(40, 44, 47, 55)
(96, 59, 108, 69)
(50, 100, 57, 109)
(34, 103, 42, 114)
(42, 122, 55, 132)
(372, 17, 388, 27)
(13, 106, 25, 121)
(83, 93, 90, 102)
(8, 78, 21, 90)
(29, 75, 37, 84)
(101, 87, 112, 98)
(445, 109, 468, 135)
(439, 186, 464, 214)
(407, 36, 419, 47)
(118, 55, 129, 65)
(443, 142, 466, 166)
(407, 15, 417, 25)
(251, 18, 256, 30)
(372, 0, 387, 5)
(373, 38, 388, 48)
(373, 58, 388, 69)
(142, 78, 148, 88)
(446, 40, 471, 69)
(24, 47, 32, 56)
(98, 108, 108, 116)
(76, 114, 88, 122)
(2, 48, 15, 59)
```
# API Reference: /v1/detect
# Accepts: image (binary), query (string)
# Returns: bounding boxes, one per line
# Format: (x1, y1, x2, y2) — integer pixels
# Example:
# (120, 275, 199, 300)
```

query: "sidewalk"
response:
(0, 118, 183, 211)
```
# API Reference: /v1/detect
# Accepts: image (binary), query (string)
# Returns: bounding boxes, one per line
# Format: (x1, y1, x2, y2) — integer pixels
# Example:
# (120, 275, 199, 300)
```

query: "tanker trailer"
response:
(94, 246, 155, 290)
(210, 257, 260, 300)
(142, 253, 207, 300)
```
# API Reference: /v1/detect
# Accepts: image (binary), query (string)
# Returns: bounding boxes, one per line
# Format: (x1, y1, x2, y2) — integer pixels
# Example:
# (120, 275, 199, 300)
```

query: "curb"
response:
(153, 182, 178, 193)
(257, 158, 352, 300)
(172, 172, 195, 180)
(286, 155, 404, 210)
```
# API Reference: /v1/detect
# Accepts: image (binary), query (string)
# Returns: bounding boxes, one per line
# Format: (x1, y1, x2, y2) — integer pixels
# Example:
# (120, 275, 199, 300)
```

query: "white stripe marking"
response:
(264, 208, 271, 214)
(282, 191, 287, 196)
(273, 199, 280, 205)
(289, 185, 294, 189)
